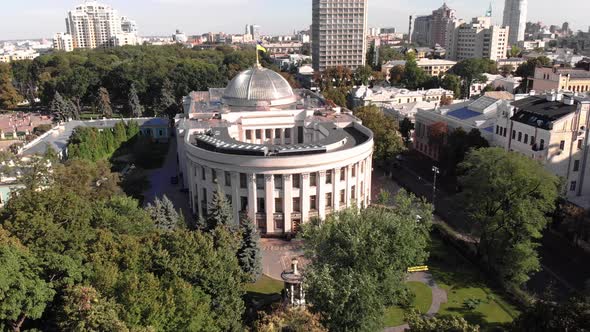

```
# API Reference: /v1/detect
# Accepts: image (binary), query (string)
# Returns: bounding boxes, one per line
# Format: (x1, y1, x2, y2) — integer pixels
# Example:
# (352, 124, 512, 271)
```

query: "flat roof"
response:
(511, 96, 577, 129)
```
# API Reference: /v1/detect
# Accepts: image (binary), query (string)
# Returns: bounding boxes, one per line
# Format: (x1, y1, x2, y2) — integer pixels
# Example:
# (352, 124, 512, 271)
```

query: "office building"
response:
(412, 15, 432, 46)
(312, 0, 369, 72)
(447, 16, 509, 61)
(430, 3, 456, 48)
(503, 0, 527, 45)
(245, 24, 261, 42)
(177, 66, 374, 235)
(54, 1, 140, 51)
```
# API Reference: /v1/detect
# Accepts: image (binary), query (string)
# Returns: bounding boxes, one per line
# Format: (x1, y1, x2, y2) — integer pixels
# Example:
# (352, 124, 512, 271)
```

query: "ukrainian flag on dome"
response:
(256, 43, 267, 53)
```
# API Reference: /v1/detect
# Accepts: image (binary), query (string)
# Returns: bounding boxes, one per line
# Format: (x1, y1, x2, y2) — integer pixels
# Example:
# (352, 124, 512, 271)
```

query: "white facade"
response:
(54, 1, 139, 51)
(53, 33, 74, 52)
(177, 67, 374, 235)
(352, 85, 454, 110)
(312, 0, 368, 72)
(503, 0, 527, 46)
(447, 16, 509, 61)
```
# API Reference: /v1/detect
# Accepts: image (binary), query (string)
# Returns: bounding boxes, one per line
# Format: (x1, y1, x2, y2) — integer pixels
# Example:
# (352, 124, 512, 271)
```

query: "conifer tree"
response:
(146, 195, 182, 231)
(97, 87, 112, 118)
(237, 214, 262, 282)
(50, 91, 69, 122)
(127, 84, 144, 118)
(155, 78, 176, 118)
(205, 188, 234, 231)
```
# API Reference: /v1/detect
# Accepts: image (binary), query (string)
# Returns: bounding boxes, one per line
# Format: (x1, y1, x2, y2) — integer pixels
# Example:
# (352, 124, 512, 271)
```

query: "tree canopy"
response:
(355, 105, 405, 162)
(457, 148, 560, 286)
(303, 190, 433, 331)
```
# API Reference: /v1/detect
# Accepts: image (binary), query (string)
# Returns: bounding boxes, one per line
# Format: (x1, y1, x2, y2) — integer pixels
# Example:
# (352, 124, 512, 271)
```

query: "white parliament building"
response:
(176, 66, 374, 236)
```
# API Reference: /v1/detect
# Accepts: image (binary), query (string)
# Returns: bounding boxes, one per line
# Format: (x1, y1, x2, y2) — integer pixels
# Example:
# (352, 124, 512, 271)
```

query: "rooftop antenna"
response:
(486, 2, 492, 17)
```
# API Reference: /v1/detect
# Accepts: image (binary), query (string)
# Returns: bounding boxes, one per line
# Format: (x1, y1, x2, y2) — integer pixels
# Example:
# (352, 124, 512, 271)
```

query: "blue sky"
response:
(1, 0, 588, 40)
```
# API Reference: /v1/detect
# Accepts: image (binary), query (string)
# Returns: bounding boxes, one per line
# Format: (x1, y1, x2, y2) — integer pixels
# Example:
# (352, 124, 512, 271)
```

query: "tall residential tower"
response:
(503, 0, 527, 45)
(54, 1, 140, 51)
(312, 0, 368, 72)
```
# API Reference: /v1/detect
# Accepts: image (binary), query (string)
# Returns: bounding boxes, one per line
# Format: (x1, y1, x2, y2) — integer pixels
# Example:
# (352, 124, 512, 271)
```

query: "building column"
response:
(283, 174, 293, 233)
(261, 128, 266, 144)
(195, 165, 203, 217)
(247, 174, 257, 222)
(301, 173, 310, 223)
(318, 171, 326, 220)
(345, 166, 352, 208)
(280, 129, 286, 145)
(333, 168, 339, 209)
(366, 156, 373, 206)
(355, 163, 362, 209)
(265, 174, 275, 234)
(231, 172, 240, 225)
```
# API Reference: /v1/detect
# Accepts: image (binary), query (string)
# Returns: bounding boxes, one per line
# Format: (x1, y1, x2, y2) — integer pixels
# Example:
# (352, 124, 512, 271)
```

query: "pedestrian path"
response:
(383, 272, 447, 332)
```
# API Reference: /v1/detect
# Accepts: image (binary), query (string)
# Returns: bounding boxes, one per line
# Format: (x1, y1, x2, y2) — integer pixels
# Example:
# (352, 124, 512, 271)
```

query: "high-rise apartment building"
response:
(430, 3, 456, 48)
(245, 24, 261, 41)
(502, 0, 527, 46)
(312, 0, 368, 72)
(53, 1, 139, 51)
(412, 15, 432, 46)
(447, 16, 509, 61)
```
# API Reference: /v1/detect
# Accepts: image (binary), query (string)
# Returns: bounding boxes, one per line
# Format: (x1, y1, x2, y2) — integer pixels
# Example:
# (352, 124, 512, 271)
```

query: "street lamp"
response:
(432, 166, 440, 208)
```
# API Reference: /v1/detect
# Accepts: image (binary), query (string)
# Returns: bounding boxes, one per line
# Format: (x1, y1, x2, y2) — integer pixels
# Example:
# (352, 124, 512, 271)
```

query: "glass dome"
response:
(222, 66, 298, 108)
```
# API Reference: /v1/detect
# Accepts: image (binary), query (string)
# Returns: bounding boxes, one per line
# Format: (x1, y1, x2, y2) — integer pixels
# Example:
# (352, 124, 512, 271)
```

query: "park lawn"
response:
(244, 274, 284, 295)
(383, 281, 433, 327)
(428, 234, 519, 329)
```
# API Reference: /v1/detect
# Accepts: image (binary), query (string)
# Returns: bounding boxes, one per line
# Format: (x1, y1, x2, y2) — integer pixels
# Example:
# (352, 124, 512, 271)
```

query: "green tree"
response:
(450, 59, 498, 98)
(303, 190, 432, 331)
(321, 87, 349, 108)
(50, 91, 69, 121)
(237, 215, 262, 282)
(146, 195, 184, 231)
(97, 87, 113, 118)
(113, 121, 128, 145)
(354, 65, 374, 86)
(0, 231, 55, 332)
(405, 310, 480, 332)
(389, 65, 405, 85)
(509, 46, 522, 58)
(399, 117, 414, 142)
(57, 285, 128, 332)
(0, 63, 22, 110)
(440, 128, 489, 175)
(511, 296, 590, 331)
(155, 78, 177, 118)
(127, 84, 144, 118)
(402, 55, 427, 89)
(458, 148, 560, 286)
(205, 188, 235, 231)
(355, 105, 405, 162)
(10, 60, 37, 106)
(440, 74, 462, 99)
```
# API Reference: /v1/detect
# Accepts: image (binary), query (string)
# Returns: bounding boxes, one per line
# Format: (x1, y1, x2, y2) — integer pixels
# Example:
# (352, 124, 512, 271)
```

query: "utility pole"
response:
(432, 166, 440, 208)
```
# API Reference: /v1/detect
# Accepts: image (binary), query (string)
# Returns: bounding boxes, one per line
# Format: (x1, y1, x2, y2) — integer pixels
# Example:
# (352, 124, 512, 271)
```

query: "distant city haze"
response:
(1, 0, 588, 40)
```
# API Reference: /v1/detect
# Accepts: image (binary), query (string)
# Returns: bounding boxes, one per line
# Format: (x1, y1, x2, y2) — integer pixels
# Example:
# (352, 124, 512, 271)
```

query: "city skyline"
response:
(1, 0, 589, 40)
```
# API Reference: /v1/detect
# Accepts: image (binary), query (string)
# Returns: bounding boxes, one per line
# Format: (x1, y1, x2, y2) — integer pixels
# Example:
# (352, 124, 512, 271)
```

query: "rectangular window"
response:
(503, 128, 507, 137)
(351, 165, 356, 177)
(524, 134, 528, 144)
(256, 175, 264, 190)
(245, 130, 252, 140)
(292, 197, 301, 212)
(310, 173, 317, 187)
(257, 197, 265, 212)
(512, 130, 516, 139)
(292, 174, 301, 189)
(496, 125, 499, 134)
(240, 173, 247, 188)
(351, 186, 356, 200)
(274, 175, 283, 189)
(574, 160, 580, 172)
(326, 193, 332, 208)
(361, 162, 364, 174)
(570, 181, 577, 191)
(256, 129, 261, 139)
(326, 170, 333, 184)
(340, 167, 346, 181)
(275, 198, 283, 213)
(285, 128, 291, 138)
(275, 129, 281, 139)
(265, 129, 272, 139)
(531, 136, 535, 145)
(240, 196, 248, 212)
(560, 140, 566, 150)
(225, 172, 231, 187)
(202, 166, 206, 180)
(518, 132, 522, 142)
(202, 188, 207, 204)
(578, 139, 584, 150)
(212, 169, 217, 183)
(274, 217, 284, 230)
(310, 195, 317, 211)
(340, 190, 346, 206)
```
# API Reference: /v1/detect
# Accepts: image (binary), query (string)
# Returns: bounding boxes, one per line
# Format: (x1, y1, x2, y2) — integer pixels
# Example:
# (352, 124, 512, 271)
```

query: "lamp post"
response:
(432, 166, 440, 208)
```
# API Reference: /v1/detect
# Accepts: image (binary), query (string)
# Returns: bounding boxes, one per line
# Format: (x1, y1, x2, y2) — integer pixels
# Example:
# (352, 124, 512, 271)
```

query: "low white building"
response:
(177, 66, 374, 236)
(351, 85, 454, 110)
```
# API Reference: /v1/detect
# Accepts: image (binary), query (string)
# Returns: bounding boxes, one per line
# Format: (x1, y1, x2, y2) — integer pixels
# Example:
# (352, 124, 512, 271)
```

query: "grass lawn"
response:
(384, 281, 433, 327)
(429, 235, 519, 330)
(244, 274, 284, 295)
